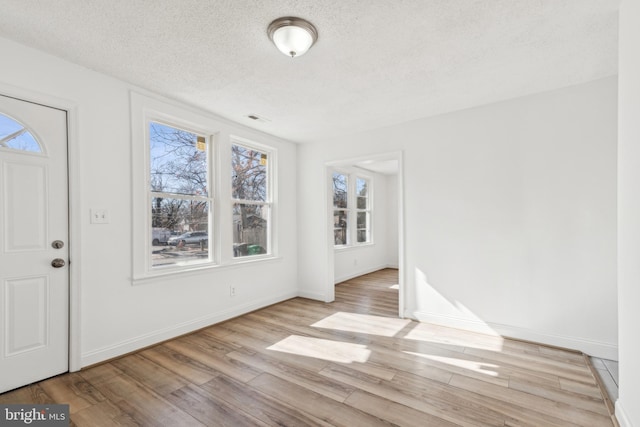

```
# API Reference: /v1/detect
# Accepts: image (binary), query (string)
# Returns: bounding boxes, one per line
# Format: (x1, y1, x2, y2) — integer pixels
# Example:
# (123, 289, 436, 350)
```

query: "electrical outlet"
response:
(90, 208, 109, 224)
(230, 285, 236, 297)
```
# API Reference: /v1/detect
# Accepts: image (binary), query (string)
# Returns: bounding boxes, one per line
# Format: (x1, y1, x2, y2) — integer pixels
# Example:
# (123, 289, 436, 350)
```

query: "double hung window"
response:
(333, 171, 371, 247)
(132, 93, 278, 279)
(231, 142, 271, 258)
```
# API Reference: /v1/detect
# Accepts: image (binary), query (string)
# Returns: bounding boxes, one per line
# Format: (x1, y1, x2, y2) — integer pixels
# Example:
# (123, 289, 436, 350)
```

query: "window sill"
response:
(230, 253, 277, 266)
(132, 255, 282, 285)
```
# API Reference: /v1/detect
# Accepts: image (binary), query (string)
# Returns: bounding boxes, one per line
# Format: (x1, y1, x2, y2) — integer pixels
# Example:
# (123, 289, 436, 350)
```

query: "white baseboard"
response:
(297, 289, 329, 301)
(409, 310, 618, 360)
(81, 291, 297, 367)
(334, 264, 390, 284)
(616, 400, 632, 427)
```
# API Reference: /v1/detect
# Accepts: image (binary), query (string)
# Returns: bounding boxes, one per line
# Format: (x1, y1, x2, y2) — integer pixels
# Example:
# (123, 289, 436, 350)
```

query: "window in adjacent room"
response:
(333, 172, 372, 247)
(355, 177, 371, 243)
(333, 172, 349, 246)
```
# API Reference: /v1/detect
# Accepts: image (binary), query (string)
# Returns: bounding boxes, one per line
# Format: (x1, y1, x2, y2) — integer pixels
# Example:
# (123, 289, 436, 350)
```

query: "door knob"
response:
(51, 258, 66, 268)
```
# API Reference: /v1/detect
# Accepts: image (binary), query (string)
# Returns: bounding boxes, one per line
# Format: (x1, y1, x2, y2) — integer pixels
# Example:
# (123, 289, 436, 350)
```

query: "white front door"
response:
(0, 94, 69, 393)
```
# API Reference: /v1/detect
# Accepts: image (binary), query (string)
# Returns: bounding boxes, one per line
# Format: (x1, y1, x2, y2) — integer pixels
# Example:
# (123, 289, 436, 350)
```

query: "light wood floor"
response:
(0, 269, 615, 426)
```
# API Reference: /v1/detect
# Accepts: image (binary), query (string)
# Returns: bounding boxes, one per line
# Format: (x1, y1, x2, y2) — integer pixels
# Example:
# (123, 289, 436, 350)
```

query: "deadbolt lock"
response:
(52, 240, 64, 249)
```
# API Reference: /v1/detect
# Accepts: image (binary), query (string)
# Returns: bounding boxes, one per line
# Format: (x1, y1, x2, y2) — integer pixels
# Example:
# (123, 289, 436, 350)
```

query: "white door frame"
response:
(324, 151, 405, 318)
(0, 82, 82, 372)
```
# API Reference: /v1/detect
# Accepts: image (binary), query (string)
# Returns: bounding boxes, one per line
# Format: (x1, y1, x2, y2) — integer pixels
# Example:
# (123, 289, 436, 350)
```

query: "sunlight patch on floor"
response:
(312, 312, 412, 337)
(389, 284, 399, 290)
(267, 335, 371, 363)
(404, 351, 499, 377)
(401, 322, 504, 351)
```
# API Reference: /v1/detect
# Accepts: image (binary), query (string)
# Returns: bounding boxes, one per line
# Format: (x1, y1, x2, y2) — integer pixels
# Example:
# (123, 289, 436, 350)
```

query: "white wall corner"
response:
(410, 310, 618, 360)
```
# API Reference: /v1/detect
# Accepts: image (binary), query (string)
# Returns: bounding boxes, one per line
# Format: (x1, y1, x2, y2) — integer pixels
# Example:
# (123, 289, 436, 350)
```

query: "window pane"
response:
(233, 203, 268, 257)
(356, 178, 368, 209)
(232, 144, 267, 201)
(0, 113, 41, 152)
(357, 196, 368, 209)
(334, 210, 348, 245)
(151, 196, 209, 230)
(333, 173, 348, 208)
(150, 122, 207, 196)
(356, 178, 368, 197)
(356, 211, 368, 229)
(357, 211, 370, 243)
(151, 197, 209, 267)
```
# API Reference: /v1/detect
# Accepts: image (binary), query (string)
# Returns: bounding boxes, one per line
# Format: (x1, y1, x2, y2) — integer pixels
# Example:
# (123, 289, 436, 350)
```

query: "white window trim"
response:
(131, 92, 219, 280)
(333, 169, 374, 249)
(147, 120, 215, 268)
(230, 135, 276, 261)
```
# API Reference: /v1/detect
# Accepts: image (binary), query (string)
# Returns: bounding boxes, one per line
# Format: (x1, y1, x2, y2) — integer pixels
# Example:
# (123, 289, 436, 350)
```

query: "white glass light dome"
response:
(268, 17, 318, 58)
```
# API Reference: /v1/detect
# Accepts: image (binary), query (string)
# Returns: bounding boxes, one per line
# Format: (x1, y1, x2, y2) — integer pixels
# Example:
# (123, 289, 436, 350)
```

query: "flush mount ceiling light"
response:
(268, 17, 318, 58)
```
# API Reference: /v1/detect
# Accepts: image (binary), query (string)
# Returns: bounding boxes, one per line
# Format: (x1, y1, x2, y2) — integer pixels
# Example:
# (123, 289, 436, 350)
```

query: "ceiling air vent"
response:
(246, 114, 271, 123)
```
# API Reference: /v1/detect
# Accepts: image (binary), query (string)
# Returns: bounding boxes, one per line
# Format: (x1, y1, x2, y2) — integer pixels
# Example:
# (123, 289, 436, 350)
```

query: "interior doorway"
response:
(325, 151, 404, 318)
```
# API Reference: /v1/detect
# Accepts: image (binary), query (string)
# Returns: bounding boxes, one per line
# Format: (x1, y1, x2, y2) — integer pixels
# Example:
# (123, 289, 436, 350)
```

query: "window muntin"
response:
(333, 172, 372, 247)
(0, 113, 41, 153)
(232, 143, 271, 258)
(149, 121, 212, 268)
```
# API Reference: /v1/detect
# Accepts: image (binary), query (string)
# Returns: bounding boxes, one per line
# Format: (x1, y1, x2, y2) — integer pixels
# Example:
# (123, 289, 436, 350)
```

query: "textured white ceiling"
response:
(0, 0, 619, 143)
(356, 160, 399, 176)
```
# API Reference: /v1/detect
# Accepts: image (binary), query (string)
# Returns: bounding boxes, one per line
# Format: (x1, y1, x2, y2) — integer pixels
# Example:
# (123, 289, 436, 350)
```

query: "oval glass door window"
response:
(0, 112, 42, 153)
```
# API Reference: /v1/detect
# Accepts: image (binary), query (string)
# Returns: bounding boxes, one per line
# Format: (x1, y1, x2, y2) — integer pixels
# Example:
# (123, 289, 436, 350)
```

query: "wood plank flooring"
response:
(0, 268, 615, 426)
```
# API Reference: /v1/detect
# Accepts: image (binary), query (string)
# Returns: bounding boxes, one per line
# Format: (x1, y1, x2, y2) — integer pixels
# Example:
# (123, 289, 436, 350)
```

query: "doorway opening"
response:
(325, 151, 404, 318)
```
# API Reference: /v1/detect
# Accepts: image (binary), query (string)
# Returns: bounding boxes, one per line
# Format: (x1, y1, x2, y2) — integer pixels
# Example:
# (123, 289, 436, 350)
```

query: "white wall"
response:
(386, 174, 399, 268)
(333, 170, 397, 283)
(298, 77, 618, 358)
(0, 37, 298, 367)
(616, 1, 640, 425)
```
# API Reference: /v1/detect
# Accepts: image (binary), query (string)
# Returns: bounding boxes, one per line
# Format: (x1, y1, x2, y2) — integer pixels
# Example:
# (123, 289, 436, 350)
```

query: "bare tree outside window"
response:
(332, 172, 371, 246)
(148, 122, 211, 267)
(356, 177, 371, 243)
(333, 172, 348, 245)
(232, 143, 270, 257)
